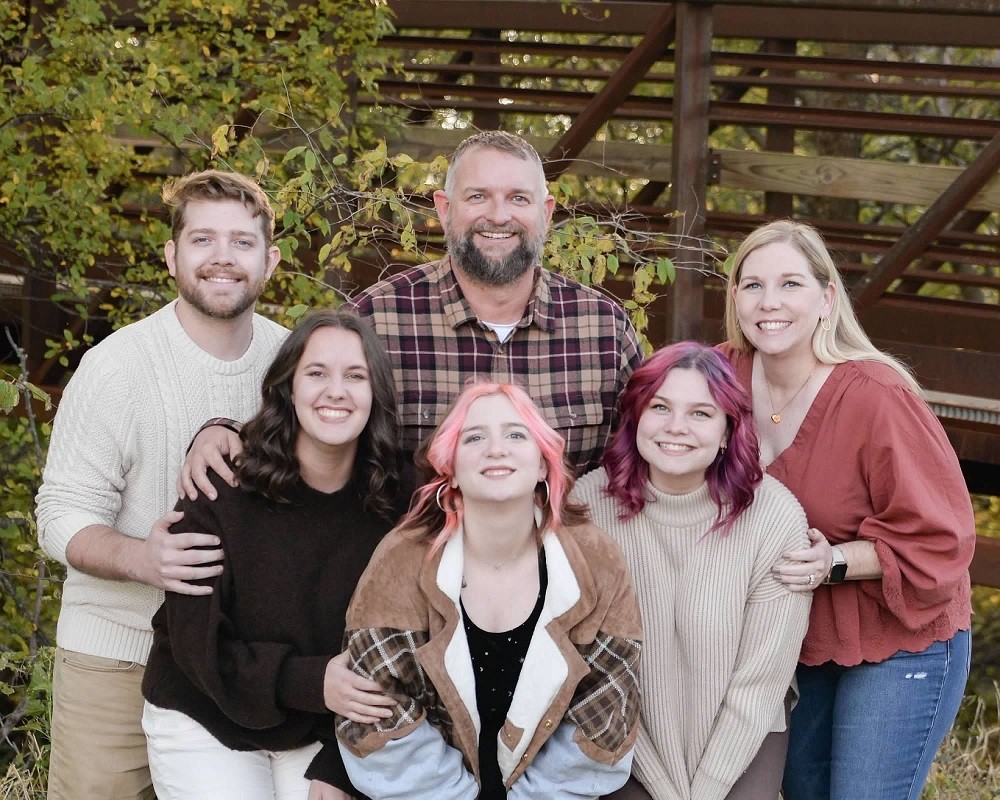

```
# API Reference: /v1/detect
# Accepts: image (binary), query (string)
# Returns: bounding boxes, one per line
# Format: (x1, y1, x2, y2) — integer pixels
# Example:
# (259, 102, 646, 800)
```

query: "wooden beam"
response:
(701, 282, 1000, 353)
(387, 35, 999, 84)
(471, 29, 502, 131)
(870, 342, 1000, 395)
(717, 149, 1000, 212)
(971, 536, 1000, 589)
(544, 5, 675, 179)
(668, 2, 712, 343)
(386, 130, 1000, 214)
(851, 132, 1000, 310)
(763, 38, 797, 218)
(895, 210, 993, 294)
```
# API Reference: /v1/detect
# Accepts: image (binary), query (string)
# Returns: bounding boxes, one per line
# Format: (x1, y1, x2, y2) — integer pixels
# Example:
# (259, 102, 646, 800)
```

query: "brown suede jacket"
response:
(333, 519, 643, 795)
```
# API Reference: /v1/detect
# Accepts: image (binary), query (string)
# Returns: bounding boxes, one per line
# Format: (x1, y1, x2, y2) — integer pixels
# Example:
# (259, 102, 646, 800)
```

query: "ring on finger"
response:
(807, 573, 815, 586)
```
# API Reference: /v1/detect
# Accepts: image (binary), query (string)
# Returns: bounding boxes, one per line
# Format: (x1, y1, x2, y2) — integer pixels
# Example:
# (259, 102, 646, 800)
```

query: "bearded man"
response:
(35, 170, 288, 799)
(351, 130, 642, 474)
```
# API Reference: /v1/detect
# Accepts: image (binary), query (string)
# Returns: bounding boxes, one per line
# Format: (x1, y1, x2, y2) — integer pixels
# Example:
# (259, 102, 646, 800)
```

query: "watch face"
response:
(828, 562, 848, 584)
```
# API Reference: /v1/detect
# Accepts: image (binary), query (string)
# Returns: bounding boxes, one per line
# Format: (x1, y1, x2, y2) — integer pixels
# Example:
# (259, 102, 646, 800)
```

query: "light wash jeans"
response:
(142, 702, 321, 800)
(782, 628, 971, 800)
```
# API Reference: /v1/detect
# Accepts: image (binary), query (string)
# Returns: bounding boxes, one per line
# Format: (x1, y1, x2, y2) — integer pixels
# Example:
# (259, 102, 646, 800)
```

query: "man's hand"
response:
(65, 511, 224, 593)
(177, 424, 243, 501)
(324, 651, 395, 723)
(308, 781, 353, 800)
(130, 510, 224, 595)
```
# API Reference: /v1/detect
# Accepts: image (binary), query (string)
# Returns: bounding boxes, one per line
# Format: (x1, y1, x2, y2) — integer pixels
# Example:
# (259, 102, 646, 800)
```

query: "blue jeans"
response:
(782, 629, 971, 800)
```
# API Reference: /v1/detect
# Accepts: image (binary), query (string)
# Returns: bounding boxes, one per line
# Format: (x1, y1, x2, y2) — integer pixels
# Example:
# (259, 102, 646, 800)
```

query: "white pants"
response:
(142, 702, 321, 800)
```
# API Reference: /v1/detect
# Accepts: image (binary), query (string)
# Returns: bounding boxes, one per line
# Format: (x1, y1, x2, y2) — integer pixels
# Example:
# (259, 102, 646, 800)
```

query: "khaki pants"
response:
(48, 648, 155, 800)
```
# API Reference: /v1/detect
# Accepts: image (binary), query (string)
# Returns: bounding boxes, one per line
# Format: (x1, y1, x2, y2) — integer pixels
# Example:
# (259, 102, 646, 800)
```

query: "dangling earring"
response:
(820, 315, 831, 332)
(537, 479, 551, 507)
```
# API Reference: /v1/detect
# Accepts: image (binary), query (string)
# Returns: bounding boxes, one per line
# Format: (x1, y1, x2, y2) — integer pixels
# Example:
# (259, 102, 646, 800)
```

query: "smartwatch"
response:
(824, 545, 848, 584)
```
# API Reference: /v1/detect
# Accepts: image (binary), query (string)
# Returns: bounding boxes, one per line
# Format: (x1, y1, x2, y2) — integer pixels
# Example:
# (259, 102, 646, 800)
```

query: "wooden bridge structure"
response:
(2, 0, 999, 583)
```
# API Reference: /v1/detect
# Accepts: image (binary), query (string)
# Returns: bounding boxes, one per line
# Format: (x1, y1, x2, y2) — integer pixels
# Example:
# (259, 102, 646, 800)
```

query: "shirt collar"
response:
(437, 257, 555, 334)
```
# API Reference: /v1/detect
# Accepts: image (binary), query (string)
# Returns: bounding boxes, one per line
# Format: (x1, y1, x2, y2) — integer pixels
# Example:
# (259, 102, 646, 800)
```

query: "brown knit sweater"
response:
(142, 470, 395, 772)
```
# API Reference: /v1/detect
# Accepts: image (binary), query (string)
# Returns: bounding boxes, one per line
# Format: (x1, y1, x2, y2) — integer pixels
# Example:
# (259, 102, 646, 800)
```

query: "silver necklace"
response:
(462, 537, 535, 588)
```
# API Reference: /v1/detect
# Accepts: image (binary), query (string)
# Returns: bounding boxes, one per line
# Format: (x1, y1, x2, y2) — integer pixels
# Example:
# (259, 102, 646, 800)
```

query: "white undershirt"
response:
(482, 320, 517, 343)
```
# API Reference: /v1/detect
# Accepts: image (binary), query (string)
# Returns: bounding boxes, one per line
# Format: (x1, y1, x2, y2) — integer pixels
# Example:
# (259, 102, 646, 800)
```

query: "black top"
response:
(142, 470, 404, 793)
(461, 550, 548, 800)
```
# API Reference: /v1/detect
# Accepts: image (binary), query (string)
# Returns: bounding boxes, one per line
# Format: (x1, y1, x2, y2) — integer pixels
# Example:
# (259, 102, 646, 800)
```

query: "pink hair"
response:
(399, 382, 583, 554)
(602, 342, 762, 535)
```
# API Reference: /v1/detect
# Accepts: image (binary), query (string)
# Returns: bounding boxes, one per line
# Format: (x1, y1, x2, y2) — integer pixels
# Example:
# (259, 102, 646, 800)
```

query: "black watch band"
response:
(824, 545, 848, 584)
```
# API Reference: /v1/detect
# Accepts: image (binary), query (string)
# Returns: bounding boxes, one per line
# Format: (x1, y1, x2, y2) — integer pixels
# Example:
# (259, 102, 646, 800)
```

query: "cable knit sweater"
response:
(572, 470, 812, 800)
(35, 301, 287, 664)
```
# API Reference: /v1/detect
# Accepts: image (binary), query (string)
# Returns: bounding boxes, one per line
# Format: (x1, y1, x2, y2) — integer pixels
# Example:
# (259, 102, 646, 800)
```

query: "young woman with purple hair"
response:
(574, 341, 812, 800)
(309, 382, 642, 800)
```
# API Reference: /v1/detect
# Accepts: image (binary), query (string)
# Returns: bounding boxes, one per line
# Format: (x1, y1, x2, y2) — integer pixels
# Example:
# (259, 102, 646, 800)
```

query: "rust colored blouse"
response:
(722, 345, 974, 667)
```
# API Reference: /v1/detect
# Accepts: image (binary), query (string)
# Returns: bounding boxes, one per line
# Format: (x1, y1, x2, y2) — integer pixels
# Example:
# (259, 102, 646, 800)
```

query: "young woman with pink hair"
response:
(574, 341, 812, 800)
(309, 382, 642, 800)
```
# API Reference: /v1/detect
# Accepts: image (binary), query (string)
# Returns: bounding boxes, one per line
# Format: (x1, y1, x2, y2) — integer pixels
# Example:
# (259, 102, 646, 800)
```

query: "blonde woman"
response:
(722, 219, 974, 800)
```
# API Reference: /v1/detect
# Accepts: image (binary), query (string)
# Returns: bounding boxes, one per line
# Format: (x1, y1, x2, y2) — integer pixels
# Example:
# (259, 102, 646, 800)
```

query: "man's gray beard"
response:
(447, 228, 545, 287)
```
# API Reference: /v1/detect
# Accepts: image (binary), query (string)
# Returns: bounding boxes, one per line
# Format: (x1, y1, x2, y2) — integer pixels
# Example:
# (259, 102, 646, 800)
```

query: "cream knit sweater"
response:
(573, 470, 811, 800)
(36, 301, 287, 665)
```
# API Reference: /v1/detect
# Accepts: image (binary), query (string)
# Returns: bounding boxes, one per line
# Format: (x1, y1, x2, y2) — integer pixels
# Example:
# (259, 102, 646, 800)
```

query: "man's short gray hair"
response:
(443, 131, 547, 197)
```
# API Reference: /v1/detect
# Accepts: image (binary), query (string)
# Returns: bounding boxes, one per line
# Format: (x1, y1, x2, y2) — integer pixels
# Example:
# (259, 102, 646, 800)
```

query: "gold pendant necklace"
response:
(764, 363, 818, 424)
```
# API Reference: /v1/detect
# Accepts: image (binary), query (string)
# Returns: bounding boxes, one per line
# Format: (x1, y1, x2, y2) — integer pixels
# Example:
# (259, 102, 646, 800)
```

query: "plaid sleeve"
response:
(567, 634, 642, 763)
(336, 627, 449, 757)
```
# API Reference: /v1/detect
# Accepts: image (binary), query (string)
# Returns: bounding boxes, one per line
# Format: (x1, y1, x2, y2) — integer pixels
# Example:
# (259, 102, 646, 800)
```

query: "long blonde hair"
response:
(724, 220, 919, 391)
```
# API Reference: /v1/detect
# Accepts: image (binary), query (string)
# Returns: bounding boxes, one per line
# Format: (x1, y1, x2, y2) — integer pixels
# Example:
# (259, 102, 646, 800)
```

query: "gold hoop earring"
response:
(435, 483, 449, 513)
(537, 479, 550, 507)
(820, 315, 831, 332)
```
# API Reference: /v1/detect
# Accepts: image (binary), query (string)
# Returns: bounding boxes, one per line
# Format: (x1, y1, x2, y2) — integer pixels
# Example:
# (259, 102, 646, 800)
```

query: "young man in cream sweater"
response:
(35, 170, 288, 800)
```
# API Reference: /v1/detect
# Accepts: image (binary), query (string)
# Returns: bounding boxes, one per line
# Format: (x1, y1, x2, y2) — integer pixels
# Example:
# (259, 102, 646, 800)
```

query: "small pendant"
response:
(771, 413, 781, 424)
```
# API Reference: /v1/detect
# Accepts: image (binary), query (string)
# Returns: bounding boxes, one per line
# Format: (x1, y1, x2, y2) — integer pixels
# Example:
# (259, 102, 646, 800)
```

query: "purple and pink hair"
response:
(602, 341, 762, 534)
(399, 382, 587, 553)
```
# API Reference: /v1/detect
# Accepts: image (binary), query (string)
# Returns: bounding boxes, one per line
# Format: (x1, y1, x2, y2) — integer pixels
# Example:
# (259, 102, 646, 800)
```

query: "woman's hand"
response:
(772, 527, 832, 592)
(308, 780, 353, 800)
(324, 651, 395, 723)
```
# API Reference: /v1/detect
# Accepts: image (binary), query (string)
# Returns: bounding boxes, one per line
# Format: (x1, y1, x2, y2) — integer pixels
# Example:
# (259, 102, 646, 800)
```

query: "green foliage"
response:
(1, 0, 397, 328)
(963, 496, 1000, 733)
(922, 687, 999, 800)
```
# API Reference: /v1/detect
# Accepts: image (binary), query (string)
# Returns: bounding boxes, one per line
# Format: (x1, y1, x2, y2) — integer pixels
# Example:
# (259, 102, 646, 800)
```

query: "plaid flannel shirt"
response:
(350, 258, 642, 474)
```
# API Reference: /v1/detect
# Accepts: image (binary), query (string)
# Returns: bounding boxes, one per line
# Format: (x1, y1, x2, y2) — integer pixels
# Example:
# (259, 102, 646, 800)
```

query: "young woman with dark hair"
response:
(141, 309, 403, 800)
(574, 341, 812, 800)
(311, 382, 642, 800)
